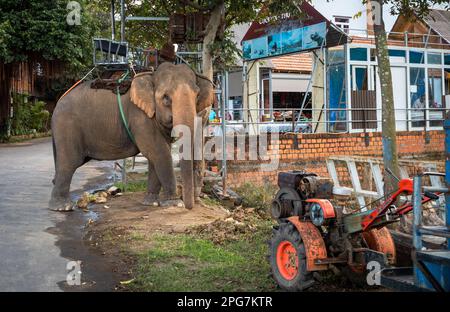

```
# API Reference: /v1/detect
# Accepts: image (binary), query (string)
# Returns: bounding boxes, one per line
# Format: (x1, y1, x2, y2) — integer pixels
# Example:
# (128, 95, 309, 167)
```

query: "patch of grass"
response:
(235, 182, 278, 214)
(115, 180, 147, 193)
(128, 224, 277, 292)
(129, 231, 146, 241)
(201, 196, 222, 207)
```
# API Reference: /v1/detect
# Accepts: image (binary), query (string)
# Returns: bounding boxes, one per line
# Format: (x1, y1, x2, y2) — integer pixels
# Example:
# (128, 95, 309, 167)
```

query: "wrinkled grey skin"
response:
(49, 63, 213, 211)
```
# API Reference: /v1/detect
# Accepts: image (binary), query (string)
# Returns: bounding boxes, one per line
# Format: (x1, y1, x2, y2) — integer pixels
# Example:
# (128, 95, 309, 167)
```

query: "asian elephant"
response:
(49, 62, 214, 211)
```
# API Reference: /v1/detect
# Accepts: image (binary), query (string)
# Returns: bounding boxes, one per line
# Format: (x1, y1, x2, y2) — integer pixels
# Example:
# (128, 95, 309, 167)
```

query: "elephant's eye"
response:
(162, 94, 172, 107)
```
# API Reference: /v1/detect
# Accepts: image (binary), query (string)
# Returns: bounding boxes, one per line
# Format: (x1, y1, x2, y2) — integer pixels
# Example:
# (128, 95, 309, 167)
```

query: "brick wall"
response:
(212, 130, 445, 188)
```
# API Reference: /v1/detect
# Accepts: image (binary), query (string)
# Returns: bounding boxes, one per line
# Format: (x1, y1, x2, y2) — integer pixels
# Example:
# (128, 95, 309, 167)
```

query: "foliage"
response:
(10, 93, 50, 135)
(208, 29, 243, 71)
(90, 0, 311, 71)
(114, 180, 147, 193)
(0, 0, 85, 71)
(235, 182, 278, 214)
(377, 0, 449, 18)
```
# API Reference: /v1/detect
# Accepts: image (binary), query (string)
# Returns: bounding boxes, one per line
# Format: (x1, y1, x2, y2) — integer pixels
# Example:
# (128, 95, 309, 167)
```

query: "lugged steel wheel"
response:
(269, 221, 314, 291)
(341, 227, 397, 287)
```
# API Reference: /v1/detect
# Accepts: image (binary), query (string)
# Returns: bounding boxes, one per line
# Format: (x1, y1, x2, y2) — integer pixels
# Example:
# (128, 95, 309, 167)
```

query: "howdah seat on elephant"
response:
(90, 76, 132, 95)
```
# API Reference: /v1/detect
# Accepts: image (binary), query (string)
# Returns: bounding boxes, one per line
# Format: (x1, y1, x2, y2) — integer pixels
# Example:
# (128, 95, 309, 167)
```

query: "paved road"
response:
(0, 137, 117, 291)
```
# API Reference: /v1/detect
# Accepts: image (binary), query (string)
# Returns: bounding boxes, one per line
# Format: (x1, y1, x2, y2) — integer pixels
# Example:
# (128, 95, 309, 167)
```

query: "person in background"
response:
(209, 109, 217, 122)
(158, 41, 176, 64)
(413, 94, 426, 110)
(412, 94, 426, 127)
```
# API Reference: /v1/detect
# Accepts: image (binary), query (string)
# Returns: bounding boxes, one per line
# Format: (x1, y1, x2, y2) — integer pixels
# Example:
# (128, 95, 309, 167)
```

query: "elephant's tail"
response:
(52, 135, 56, 185)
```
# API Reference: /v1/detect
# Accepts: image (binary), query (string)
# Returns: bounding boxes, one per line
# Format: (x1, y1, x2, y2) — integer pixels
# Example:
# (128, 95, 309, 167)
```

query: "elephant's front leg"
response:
(148, 144, 184, 208)
(142, 160, 161, 206)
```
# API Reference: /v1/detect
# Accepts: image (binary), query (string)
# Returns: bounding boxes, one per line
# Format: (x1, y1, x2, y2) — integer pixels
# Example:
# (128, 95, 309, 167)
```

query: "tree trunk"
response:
(0, 63, 12, 139)
(201, 1, 224, 80)
(194, 1, 225, 200)
(372, 0, 400, 193)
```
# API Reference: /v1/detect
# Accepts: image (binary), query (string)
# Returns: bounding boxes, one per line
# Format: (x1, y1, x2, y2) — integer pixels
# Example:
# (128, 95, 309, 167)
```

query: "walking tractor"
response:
(269, 157, 450, 291)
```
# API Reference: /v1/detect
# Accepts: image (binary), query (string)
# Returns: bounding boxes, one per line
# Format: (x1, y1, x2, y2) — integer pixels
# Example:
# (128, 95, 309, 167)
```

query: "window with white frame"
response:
(334, 16, 350, 34)
(344, 45, 450, 132)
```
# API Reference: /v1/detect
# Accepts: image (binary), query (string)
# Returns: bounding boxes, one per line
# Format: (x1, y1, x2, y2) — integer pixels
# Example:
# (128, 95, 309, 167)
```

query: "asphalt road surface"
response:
(0, 137, 118, 291)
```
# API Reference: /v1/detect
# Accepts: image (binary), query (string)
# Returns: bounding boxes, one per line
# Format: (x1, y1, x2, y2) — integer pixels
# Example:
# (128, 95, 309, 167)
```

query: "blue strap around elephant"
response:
(116, 70, 136, 145)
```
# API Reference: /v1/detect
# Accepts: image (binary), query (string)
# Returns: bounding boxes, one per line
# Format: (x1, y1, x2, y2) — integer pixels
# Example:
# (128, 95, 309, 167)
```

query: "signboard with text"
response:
(242, 22, 327, 61)
(241, 2, 348, 61)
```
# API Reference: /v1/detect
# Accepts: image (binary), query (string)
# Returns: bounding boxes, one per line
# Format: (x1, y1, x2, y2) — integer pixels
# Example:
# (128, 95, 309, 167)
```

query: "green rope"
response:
(116, 70, 136, 145)
(117, 70, 129, 83)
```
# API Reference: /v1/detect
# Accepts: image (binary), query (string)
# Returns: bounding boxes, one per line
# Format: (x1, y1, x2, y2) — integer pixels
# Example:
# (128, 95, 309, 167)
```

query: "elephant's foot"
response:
(194, 187, 202, 204)
(142, 193, 159, 207)
(49, 197, 74, 212)
(160, 199, 185, 208)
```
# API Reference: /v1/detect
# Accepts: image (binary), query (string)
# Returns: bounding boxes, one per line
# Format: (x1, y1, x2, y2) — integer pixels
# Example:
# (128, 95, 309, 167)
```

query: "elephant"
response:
(49, 62, 214, 211)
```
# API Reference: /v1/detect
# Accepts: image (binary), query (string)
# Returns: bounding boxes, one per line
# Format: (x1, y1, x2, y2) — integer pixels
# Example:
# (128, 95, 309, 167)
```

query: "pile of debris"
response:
(399, 200, 445, 233)
(76, 186, 122, 211)
(188, 206, 270, 244)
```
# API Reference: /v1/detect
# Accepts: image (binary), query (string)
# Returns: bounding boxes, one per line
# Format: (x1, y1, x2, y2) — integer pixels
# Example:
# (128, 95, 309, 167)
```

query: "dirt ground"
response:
(82, 192, 236, 290)
(88, 192, 229, 236)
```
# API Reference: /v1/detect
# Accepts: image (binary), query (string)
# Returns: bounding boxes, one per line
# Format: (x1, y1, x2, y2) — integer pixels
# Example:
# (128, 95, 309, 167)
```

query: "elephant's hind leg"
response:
(50, 169, 77, 211)
(49, 142, 85, 212)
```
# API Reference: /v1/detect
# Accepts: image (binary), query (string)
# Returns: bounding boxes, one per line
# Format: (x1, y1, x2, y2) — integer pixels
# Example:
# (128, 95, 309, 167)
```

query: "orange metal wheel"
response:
(344, 228, 397, 285)
(276, 240, 299, 281)
(363, 227, 397, 265)
(269, 222, 314, 291)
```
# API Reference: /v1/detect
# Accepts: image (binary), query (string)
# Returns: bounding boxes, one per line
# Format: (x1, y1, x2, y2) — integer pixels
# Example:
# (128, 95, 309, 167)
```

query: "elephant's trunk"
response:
(173, 90, 195, 209)
(180, 157, 194, 209)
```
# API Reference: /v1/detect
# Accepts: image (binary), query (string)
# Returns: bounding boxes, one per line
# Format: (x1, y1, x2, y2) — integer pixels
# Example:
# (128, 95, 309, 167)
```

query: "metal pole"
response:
(445, 112, 450, 248)
(293, 55, 317, 132)
(269, 70, 273, 121)
(125, 16, 170, 21)
(120, 0, 125, 42)
(110, 0, 116, 40)
(121, 159, 127, 191)
(412, 174, 423, 288)
(412, 175, 423, 251)
(221, 72, 228, 196)
(293, 38, 326, 132)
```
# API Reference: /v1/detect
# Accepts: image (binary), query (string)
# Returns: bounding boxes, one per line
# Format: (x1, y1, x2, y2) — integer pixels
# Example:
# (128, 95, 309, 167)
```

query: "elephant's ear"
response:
(196, 74, 214, 113)
(130, 72, 156, 119)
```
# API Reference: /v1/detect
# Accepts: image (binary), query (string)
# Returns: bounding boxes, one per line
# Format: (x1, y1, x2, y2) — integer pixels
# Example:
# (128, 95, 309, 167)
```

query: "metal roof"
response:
(423, 9, 450, 44)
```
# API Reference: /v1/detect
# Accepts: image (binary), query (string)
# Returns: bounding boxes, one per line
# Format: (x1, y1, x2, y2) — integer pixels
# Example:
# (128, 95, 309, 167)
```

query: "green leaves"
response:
(0, 0, 97, 74)
(387, 0, 449, 19)
(0, 20, 15, 63)
(10, 94, 50, 135)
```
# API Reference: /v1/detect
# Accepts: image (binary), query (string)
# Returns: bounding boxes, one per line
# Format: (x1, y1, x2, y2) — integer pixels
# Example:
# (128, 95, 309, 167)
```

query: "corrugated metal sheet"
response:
(351, 90, 377, 129)
(424, 9, 450, 44)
